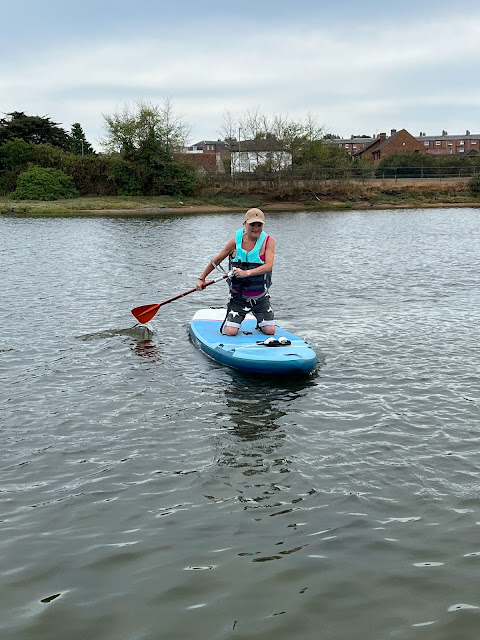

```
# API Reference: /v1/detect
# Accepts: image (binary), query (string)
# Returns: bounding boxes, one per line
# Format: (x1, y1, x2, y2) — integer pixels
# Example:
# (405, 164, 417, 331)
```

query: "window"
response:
(435, 141, 441, 146)
(448, 142, 453, 146)
(345, 144, 349, 149)
(460, 140, 465, 145)
(472, 140, 477, 144)
(458, 148, 465, 153)
(352, 145, 357, 149)
(424, 141, 429, 146)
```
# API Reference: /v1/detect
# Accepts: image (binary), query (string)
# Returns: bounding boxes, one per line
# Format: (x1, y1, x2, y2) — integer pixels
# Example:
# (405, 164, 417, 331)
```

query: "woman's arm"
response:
(196, 238, 236, 289)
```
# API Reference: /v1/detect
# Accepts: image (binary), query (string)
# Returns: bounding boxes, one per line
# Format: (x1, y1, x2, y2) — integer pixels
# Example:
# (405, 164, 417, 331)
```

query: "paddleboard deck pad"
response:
(190, 308, 317, 375)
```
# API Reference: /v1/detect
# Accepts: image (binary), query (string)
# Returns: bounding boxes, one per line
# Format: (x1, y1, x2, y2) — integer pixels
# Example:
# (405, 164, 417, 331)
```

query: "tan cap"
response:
(244, 208, 265, 224)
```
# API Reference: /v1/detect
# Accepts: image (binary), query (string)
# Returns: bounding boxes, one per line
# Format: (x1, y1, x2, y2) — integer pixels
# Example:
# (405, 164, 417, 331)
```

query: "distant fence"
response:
(214, 165, 480, 184)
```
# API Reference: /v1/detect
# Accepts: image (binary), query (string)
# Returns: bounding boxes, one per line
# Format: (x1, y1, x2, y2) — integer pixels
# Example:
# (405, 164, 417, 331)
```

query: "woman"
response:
(196, 208, 276, 336)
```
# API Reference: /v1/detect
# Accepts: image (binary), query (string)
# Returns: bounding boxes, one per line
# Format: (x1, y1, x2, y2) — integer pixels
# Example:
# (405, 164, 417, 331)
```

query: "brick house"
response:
(329, 130, 480, 158)
(416, 132, 480, 156)
(186, 140, 230, 159)
(325, 136, 374, 154)
(180, 139, 230, 174)
(353, 129, 427, 163)
(175, 151, 226, 174)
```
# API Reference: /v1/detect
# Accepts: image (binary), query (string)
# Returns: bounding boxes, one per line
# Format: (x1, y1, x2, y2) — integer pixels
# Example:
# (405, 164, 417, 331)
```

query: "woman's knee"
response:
(261, 325, 276, 335)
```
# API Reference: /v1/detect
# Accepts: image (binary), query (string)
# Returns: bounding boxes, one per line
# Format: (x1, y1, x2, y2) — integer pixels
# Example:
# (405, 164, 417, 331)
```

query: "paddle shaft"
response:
(131, 272, 229, 323)
(158, 273, 228, 306)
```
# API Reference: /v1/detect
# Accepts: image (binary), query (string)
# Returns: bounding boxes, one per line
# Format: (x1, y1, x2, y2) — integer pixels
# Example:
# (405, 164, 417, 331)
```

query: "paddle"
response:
(131, 273, 230, 324)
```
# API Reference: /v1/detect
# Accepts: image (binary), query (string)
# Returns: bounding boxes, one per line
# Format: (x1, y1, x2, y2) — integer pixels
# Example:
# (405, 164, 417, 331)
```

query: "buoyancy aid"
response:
(228, 228, 272, 298)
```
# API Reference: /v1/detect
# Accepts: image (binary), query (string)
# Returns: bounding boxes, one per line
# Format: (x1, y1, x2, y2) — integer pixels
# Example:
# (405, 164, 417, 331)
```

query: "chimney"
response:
(379, 132, 387, 141)
(390, 129, 397, 136)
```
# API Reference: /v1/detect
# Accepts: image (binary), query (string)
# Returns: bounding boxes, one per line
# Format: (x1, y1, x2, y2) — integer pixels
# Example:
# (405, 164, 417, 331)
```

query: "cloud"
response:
(3, 11, 480, 146)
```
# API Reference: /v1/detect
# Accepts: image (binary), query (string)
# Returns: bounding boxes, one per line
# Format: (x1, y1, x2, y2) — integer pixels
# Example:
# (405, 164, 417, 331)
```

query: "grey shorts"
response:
(225, 294, 275, 329)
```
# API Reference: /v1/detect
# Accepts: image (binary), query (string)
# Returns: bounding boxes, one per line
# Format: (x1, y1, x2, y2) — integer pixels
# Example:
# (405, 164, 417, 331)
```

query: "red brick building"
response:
(175, 152, 226, 174)
(186, 140, 230, 159)
(328, 130, 480, 159)
(353, 129, 426, 163)
(326, 136, 373, 154)
(177, 140, 230, 174)
(417, 132, 479, 156)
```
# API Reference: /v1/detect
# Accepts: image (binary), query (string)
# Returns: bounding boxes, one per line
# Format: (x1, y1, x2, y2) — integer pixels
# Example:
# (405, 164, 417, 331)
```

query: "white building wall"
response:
(230, 151, 292, 174)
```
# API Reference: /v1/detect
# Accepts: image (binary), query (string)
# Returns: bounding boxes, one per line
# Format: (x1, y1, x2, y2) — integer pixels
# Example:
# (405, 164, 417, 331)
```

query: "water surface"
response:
(2, 208, 480, 639)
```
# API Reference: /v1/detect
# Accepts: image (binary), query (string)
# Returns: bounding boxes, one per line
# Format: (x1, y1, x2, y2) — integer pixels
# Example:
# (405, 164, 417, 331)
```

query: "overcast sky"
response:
(2, 0, 479, 149)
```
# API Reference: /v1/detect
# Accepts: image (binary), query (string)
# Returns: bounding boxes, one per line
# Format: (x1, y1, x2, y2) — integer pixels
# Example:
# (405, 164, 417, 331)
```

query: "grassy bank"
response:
(1, 178, 479, 216)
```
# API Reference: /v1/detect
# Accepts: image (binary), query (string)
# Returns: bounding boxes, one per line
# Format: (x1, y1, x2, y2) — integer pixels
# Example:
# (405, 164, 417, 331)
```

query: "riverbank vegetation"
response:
(1, 104, 480, 212)
(2, 177, 479, 216)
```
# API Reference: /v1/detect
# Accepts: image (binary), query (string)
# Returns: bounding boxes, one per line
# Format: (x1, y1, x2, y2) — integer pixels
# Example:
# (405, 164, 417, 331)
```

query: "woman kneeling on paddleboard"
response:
(196, 208, 276, 336)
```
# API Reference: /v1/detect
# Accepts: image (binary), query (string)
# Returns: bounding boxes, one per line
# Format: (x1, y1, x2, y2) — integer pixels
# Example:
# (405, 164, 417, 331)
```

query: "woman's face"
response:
(246, 221, 264, 238)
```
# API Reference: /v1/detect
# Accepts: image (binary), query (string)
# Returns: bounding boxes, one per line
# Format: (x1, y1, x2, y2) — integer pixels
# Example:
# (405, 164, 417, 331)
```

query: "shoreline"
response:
(2, 201, 480, 217)
(1, 176, 478, 217)
(85, 203, 480, 216)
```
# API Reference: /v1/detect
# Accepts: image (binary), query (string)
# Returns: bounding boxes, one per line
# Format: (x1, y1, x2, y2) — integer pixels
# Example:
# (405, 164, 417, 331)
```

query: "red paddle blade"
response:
(131, 303, 161, 324)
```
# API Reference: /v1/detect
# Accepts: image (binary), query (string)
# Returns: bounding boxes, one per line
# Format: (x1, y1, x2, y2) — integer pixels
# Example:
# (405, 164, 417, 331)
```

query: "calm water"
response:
(2, 208, 480, 640)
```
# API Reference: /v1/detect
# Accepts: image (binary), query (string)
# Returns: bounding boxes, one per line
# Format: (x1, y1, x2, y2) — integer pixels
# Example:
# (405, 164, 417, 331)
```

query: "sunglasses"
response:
(249, 222, 263, 227)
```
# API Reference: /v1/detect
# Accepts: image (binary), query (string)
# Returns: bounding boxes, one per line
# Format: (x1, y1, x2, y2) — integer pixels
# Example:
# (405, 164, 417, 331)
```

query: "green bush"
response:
(150, 161, 197, 197)
(468, 174, 480, 195)
(106, 157, 144, 196)
(65, 154, 118, 196)
(11, 166, 79, 200)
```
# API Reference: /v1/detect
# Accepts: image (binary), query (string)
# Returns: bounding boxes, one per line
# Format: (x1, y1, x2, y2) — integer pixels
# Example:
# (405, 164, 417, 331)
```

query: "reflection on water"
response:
(222, 372, 317, 439)
(212, 374, 318, 516)
(128, 338, 162, 361)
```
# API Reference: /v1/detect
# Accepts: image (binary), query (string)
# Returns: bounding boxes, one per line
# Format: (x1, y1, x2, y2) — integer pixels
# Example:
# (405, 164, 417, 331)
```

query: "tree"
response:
(101, 99, 190, 154)
(69, 123, 94, 155)
(100, 100, 196, 197)
(295, 139, 352, 170)
(0, 138, 34, 171)
(218, 110, 238, 146)
(222, 108, 325, 171)
(0, 111, 71, 149)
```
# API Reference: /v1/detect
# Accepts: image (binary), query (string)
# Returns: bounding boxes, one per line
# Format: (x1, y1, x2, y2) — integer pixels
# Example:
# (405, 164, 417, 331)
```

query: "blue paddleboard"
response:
(190, 308, 317, 376)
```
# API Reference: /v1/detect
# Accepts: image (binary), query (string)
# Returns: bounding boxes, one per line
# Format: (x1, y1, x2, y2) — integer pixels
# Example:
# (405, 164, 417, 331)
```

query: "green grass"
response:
(0, 194, 260, 215)
(0, 195, 200, 215)
(193, 192, 261, 208)
(0, 195, 183, 212)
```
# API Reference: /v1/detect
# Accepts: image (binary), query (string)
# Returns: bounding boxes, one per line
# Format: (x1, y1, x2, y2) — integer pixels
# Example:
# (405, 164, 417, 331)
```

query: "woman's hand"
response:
(232, 268, 250, 278)
(196, 278, 206, 291)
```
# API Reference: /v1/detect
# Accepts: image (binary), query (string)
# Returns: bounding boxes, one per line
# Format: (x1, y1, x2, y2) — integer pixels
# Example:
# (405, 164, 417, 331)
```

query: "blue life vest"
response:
(228, 228, 272, 298)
